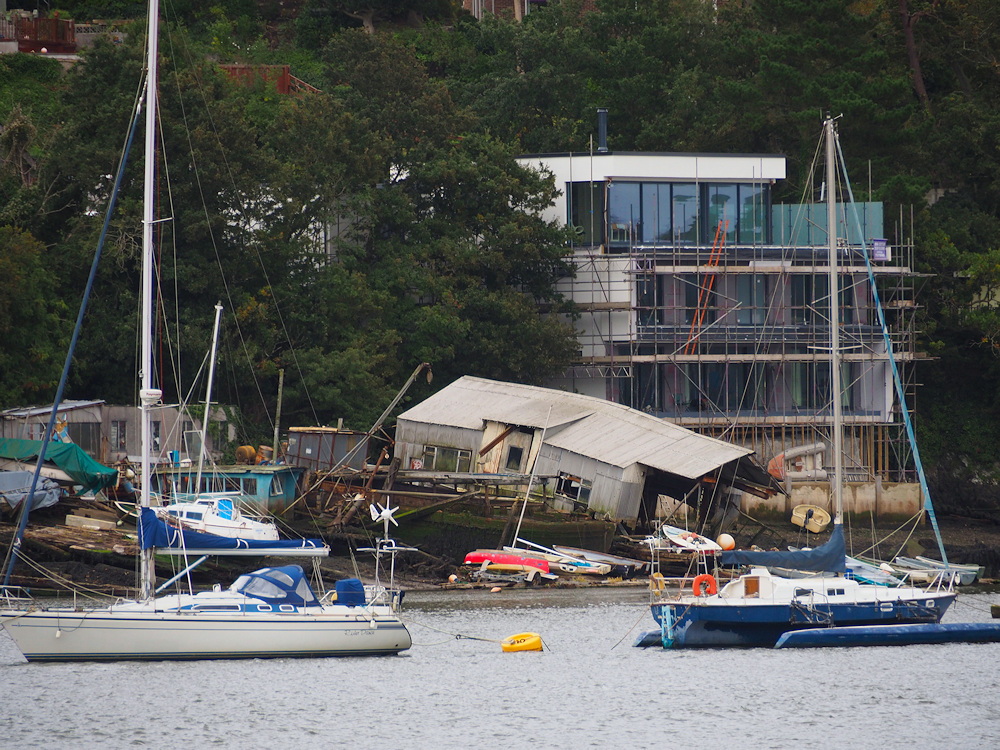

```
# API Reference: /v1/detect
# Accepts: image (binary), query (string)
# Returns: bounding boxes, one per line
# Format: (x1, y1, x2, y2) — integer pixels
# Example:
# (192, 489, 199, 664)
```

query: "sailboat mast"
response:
(139, 0, 161, 600)
(825, 116, 844, 523)
(195, 303, 224, 493)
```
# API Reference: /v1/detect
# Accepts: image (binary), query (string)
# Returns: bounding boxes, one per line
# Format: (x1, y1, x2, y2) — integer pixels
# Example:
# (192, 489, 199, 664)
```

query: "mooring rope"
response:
(401, 613, 552, 651)
(609, 607, 651, 651)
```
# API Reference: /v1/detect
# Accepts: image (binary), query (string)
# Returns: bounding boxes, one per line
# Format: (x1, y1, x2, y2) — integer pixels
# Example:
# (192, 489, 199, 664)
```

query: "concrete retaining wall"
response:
(743, 480, 923, 520)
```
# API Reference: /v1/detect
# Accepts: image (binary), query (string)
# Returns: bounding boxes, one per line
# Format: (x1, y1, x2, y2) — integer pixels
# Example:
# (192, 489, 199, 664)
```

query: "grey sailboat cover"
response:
(0, 471, 62, 511)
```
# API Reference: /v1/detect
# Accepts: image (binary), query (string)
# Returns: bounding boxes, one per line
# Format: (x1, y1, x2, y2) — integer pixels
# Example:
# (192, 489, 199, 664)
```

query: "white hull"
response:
(1, 603, 411, 661)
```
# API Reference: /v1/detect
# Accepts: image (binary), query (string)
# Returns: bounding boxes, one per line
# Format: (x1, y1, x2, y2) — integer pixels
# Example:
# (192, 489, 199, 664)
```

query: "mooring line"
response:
(401, 614, 502, 644)
(610, 608, 650, 651)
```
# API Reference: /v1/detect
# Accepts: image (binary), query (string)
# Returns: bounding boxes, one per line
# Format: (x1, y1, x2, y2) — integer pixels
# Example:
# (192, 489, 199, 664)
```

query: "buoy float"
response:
(501, 632, 543, 652)
(717, 533, 735, 551)
(490, 586, 502, 593)
(448, 574, 458, 582)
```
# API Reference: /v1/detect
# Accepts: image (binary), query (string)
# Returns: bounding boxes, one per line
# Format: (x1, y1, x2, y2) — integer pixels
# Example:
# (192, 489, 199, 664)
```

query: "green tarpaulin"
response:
(0, 438, 118, 494)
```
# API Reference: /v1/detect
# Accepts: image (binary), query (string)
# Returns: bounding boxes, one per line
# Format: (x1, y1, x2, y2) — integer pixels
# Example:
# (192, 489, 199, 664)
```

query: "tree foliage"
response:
(6, 1, 1000, 479)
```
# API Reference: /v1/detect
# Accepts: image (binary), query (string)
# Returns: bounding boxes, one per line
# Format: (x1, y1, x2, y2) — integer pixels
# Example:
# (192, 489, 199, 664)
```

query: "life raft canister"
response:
(692, 573, 718, 597)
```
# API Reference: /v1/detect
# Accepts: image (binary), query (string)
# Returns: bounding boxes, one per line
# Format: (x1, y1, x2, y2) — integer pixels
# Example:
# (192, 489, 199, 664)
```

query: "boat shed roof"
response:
(0, 400, 106, 419)
(397, 377, 762, 483)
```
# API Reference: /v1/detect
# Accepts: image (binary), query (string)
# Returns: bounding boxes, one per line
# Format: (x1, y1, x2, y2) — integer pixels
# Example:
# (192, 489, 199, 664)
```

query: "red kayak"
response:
(464, 550, 550, 573)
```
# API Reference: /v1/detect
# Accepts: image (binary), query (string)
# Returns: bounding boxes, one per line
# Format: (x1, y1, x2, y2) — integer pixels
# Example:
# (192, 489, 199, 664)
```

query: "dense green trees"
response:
(4, 1, 1000, 482)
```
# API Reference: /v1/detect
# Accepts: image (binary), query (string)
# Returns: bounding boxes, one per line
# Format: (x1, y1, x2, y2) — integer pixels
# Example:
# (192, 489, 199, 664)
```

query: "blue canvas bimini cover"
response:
(335, 578, 366, 606)
(720, 522, 847, 574)
(229, 565, 320, 606)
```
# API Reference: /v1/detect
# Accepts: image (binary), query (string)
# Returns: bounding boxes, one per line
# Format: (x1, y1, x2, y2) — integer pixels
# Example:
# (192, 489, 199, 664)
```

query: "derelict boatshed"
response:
(394, 377, 776, 524)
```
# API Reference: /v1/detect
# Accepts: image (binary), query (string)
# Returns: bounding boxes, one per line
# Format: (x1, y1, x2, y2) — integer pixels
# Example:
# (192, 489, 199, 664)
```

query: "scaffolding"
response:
(553, 192, 922, 485)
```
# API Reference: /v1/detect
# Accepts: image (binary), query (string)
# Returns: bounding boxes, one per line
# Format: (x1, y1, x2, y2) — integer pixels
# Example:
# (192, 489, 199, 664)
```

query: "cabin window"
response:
(184, 511, 204, 521)
(505, 446, 524, 472)
(744, 577, 760, 598)
(279, 604, 295, 613)
(422, 446, 472, 473)
(827, 588, 845, 596)
(192, 604, 241, 611)
(256, 604, 272, 612)
(271, 475, 283, 497)
(242, 478, 258, 495)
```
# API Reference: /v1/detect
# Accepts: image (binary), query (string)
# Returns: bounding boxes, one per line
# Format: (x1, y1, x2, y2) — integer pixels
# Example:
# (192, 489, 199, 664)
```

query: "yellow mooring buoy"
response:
(501, 632, 543, 652)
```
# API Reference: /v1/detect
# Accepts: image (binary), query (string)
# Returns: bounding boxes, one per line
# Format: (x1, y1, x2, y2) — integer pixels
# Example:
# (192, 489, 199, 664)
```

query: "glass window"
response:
(706, 183, 738, 244)
(555, 472, 591, 502)
(641, 183, 672, 244)
(422, 446, 472, 473)
(568, 181, 605, 246)
(684, 274, 717, 326)
(184, 430, 202, 461)
(839, 276, 855, 325)
(739, 183, 767, 244)
(271, 475, 284, 497)
(728, 362, 769, 410)
(682, 362, 726, 411)
(636, 274, 658, 329)
(736, 274, 768, 325)
(110, 420, 127, 452)
(672, 184, 699, 245)
(505, 446, 524, 472)
(607, 181, 640, 246)
(791, 275, 830, 325)
(66, 422, 101, 456)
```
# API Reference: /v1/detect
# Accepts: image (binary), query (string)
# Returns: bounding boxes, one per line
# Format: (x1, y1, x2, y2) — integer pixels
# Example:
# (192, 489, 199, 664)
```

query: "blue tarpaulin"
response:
(720, 522, 847, 573)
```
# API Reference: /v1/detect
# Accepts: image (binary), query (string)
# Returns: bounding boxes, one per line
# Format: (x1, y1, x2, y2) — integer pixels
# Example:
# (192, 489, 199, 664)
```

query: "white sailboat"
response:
(0, 1, 411, 661)
(644, 117, 957, 648)
(153, 304, 280, 542)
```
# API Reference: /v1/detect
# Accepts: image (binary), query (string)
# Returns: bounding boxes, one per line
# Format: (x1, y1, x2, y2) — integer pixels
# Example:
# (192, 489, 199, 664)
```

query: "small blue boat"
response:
(774, 622, 1000, 649)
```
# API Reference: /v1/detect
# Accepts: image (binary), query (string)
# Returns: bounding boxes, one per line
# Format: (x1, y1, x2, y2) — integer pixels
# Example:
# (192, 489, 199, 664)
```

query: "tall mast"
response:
(195, 303, 224, 494)
(139, 0, 162, 600)
(825, 116, 844, 523)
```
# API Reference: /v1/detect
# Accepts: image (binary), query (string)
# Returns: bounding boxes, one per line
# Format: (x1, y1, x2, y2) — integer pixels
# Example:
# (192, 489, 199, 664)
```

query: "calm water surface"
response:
(2, 586, 999, 749)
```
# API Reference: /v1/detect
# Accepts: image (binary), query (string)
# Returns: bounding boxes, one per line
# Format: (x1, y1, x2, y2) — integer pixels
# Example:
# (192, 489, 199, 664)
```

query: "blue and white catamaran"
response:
(644, 118, 957, 648)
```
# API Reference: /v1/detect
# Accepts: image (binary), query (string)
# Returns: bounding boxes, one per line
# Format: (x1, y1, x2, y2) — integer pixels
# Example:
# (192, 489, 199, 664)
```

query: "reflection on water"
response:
(2, 587, 999, 749)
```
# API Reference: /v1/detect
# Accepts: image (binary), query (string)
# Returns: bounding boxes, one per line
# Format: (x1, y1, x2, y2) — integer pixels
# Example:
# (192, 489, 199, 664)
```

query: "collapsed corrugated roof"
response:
(398, 377, 775, 492)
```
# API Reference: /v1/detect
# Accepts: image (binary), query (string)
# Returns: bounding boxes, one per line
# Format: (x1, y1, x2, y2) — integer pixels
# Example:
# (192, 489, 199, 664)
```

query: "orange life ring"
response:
(692, 573, 718, 597)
